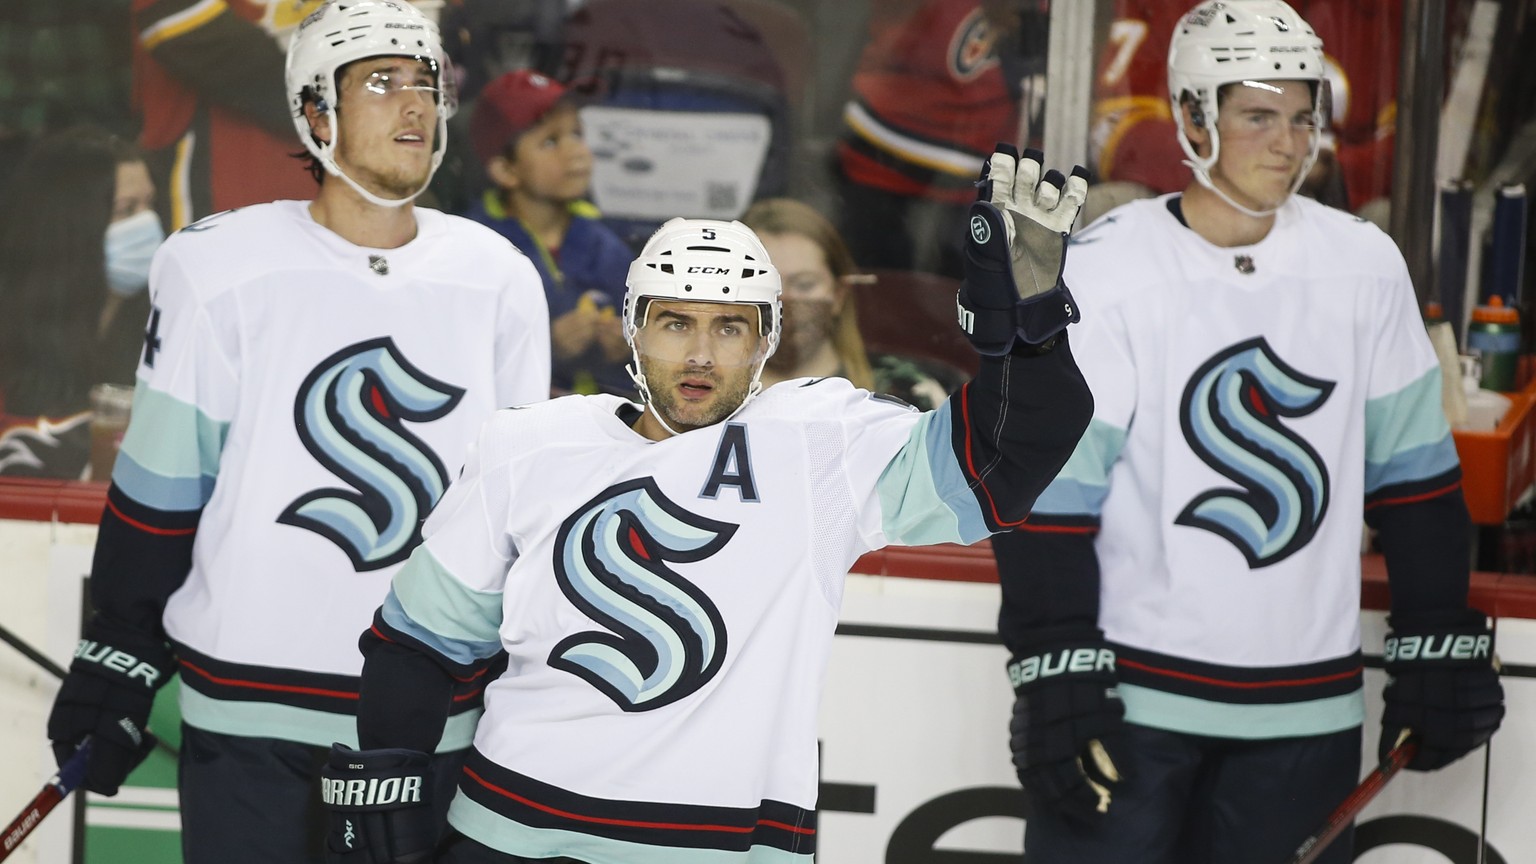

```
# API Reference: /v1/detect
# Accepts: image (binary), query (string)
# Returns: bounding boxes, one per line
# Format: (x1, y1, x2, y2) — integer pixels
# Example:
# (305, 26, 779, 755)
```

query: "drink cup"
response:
(88, 383, 134, 482)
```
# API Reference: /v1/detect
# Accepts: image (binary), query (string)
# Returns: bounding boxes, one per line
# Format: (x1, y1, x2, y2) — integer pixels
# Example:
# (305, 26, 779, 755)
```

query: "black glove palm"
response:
(46, 620, 172, 796)
(1008, 626, 1126, 827)
(1381, 610, 1504, 771)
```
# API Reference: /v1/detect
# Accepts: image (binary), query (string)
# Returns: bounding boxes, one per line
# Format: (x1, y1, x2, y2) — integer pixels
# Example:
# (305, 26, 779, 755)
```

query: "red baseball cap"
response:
(470, 69, 574, 165)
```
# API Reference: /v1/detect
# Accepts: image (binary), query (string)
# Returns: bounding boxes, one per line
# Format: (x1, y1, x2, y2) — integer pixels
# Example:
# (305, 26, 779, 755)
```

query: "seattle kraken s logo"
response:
(1176, 338, 1334, 567)
(280, 338, 464, 571)
(551, 478, 733, 712)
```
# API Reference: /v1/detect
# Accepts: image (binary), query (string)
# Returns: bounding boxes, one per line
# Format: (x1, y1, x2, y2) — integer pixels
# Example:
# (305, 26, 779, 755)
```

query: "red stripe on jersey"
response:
(1118, 657, 1362, 690)
(179, 659, 360, 700)
(106, 497, 197, 536)
(1363, 479, 1462, 510)
(463, 767, 817, 836)
(958, 382, 1028, 528)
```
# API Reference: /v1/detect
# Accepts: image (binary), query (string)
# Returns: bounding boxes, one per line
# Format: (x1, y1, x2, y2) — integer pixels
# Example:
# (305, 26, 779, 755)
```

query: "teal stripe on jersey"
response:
(448, 795, 811, 863)
(1120, 683, 1363, 739)
(112, 381, 228, 510)
(1031, 418, 1125, 516)
(1364, 369, 1454, 468)
(388, 547, 505, 660)
(876, 403, 988, 546)
(1364, 436, 1461, 495)
(179, 686, 479, 751)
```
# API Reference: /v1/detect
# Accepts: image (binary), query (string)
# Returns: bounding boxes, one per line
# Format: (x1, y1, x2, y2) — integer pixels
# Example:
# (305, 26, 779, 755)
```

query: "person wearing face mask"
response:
(742, 198, 965, 411)
(0, 125, 163, 478)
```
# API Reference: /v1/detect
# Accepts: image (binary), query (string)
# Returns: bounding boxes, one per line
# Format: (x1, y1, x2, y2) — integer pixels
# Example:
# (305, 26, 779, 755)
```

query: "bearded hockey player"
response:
(320, 146, 1094, 863)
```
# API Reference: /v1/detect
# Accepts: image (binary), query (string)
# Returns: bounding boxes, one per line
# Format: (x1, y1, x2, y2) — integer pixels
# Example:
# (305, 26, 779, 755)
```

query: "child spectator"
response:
(469, 69, 634, 396)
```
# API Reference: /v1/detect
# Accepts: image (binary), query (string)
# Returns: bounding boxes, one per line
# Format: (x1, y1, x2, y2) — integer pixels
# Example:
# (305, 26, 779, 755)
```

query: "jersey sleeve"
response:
(359, 412, 519, 751)
(993, 287, 1136, 648)
(494, 252, 552, 407)
(864, 337, 1093, 550)
(1359, 254, 1471, 615)
(90, 240, 238, 636)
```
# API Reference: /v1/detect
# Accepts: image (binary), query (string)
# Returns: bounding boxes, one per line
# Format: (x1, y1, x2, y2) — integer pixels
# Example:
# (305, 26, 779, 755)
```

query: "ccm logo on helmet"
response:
(686, 266, 731, 274)
(321, 776, 423, 808)
(74, 640, 162, 688)
(1008, 647, 1115, 687)
(1384, 633, 1491, 663)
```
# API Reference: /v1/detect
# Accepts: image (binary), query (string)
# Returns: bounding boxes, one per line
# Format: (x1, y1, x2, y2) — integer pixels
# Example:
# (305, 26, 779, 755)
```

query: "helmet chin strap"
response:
(1182, 125, 1321, 220)
(625, 348, 772, 439)
(319, 120, 442, 209)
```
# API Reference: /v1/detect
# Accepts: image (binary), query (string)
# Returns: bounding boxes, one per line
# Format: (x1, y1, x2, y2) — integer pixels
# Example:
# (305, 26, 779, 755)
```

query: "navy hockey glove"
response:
(1007, 626, 1126, 828)
(1380, 610, 1504, 771)
(322, 744, 438, 864)
(46, 619, 172, 796)
(958, 145, 1088, 354)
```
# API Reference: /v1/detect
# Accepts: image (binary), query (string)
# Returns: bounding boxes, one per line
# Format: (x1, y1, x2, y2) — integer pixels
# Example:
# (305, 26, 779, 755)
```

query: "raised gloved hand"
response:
(321, 744, 438, 864)
(1380, 609, 1504, 771)
(46, 618, 172, 796)
(1007, 625, 1126, 828)
(958, 144, 1089, 354)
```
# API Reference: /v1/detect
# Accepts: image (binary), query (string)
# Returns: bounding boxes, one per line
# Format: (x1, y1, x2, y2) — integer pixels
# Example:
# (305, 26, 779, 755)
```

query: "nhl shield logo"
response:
(368, 255, 390, 276)
(1234, 255, 1256, 275)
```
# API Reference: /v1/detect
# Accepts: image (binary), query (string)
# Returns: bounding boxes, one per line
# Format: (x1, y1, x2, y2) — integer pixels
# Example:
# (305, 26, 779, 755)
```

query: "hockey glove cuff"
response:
(322, 744, 438, 864)
(1007, 626, 1126, 828)
(46, 619, 172, 796)
(959, 146, 1088, 354)
(1381, 609, 1504, 771)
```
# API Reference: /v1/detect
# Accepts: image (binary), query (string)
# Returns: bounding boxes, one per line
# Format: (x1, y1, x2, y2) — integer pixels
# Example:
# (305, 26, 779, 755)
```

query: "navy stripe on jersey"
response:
(458, 749, 817, 854)
(89, 482, 201, 634)
(175, 642, 489, 718)
(1113, 643, 1363, 706)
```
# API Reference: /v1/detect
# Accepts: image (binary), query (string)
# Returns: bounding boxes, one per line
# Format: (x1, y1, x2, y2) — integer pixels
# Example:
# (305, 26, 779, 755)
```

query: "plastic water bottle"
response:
(1466, 296, 1520, 392)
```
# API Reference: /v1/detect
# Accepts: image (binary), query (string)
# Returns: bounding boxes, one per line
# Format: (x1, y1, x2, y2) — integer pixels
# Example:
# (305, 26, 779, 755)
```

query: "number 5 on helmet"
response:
(957, 145, 1090, 355)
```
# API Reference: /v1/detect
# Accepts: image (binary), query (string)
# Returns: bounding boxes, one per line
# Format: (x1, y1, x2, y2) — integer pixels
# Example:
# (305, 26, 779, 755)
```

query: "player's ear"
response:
(303, 100, 333, 146)
(1180, 98, 1211, 154)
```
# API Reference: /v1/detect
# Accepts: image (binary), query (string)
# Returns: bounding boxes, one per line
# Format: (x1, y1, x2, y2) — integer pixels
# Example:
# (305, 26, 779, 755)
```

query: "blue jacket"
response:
(470, 192, 635, 394)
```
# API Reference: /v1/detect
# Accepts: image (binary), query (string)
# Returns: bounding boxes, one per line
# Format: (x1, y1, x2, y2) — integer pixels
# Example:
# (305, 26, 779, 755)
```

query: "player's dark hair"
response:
(0, 126, 143, 414)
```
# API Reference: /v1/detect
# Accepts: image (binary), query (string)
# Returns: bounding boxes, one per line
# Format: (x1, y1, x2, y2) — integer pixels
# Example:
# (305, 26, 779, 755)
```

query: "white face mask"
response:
(104, 210, 165, 297)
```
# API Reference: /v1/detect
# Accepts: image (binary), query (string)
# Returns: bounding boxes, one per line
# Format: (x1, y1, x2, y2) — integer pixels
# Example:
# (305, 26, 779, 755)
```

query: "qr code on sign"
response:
(706, 182, 738, 211)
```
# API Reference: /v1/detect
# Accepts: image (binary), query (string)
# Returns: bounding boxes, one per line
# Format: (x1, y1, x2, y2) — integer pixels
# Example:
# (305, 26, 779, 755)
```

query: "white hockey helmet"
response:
(624, 218, 782, 428)
(285, 0, 455, 207)
(1167, 0, 1326, 214)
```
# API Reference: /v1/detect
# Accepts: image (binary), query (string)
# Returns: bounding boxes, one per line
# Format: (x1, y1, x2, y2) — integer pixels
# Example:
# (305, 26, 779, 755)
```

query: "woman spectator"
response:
(741, 197, 959, 410)
(0, 126, 161, 478)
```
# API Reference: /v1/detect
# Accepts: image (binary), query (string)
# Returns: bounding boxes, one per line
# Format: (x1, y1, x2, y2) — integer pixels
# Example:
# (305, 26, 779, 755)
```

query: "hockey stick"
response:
(1286, 735, 1417, 864)
(0, 739, 91, 863)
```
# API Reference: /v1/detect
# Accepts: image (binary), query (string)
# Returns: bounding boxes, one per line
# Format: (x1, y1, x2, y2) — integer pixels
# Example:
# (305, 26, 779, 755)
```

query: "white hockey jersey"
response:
(382, 381, 1004, 861)
(105, 200, 550, 748)
(1022, 194, 1462, 739)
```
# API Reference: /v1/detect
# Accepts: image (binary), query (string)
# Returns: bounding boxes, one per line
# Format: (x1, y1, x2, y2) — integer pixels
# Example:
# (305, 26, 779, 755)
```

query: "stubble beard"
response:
(644, 365, 755, 432)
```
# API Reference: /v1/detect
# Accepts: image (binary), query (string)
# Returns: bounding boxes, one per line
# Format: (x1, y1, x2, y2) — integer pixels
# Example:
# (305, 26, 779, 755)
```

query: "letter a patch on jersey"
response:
(550, 478, 735, 712)
(700, 422, 758, 501)
(1175, 337, 1334, 568)
(279, 337, 465, 571)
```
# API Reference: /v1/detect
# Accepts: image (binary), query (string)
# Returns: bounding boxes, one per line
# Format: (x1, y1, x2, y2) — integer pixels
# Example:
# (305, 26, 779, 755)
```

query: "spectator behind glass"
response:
(0, 126, 161, 478)
(469, 68, 633, 396)
(741, 198, 961, 411)
(834, 0, 1047, 279)
(132, 0, 328, 229)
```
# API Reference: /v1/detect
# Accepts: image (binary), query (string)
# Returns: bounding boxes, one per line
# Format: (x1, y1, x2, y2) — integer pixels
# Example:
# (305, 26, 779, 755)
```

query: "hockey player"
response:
(316, 146, 1093, 863)
(990, 3, 1504, 863)
(44, 2, 550, 862)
